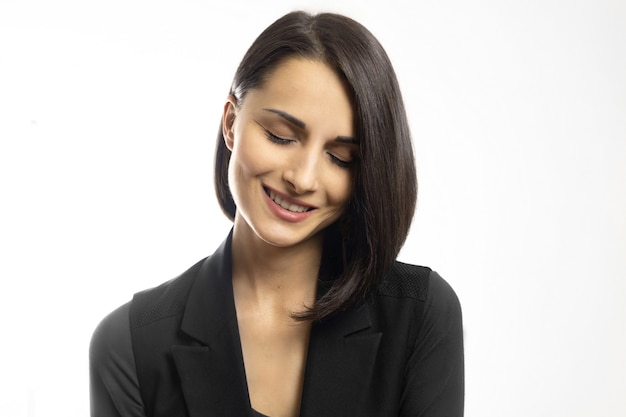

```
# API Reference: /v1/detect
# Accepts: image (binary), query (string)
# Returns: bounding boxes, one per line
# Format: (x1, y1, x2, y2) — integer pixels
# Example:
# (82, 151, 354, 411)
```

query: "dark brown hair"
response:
(214, 11, 417, 320)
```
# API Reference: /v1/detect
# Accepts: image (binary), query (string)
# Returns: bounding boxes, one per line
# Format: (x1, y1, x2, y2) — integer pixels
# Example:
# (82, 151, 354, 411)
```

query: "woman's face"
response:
(223, 57, 357, 248)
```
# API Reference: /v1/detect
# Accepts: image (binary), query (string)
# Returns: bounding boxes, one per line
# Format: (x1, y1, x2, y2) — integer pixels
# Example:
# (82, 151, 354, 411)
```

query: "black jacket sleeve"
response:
(90, 302, 146, 417)
(401, 271, 465, 416)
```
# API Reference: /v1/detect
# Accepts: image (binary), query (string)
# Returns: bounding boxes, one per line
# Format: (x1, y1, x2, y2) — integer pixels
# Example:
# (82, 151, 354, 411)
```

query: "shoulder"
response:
(376, 261, 432, 301)
(376, 264, 465, 415)
(371, 262, 463, 362)
(374, 261, 463, 327)
(90, 302, 146, 415)
(90, 301, 132, 365)
(130, 256, 207, 328)
(378, 261, 460, 304)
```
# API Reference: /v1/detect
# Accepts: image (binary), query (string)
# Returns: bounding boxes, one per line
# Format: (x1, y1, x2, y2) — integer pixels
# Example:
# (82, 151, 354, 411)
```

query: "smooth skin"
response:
(222, 57, 357, 417)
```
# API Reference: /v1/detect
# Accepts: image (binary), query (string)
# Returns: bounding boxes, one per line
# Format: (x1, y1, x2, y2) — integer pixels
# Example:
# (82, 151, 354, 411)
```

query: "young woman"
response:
(90, 11, 464, 417)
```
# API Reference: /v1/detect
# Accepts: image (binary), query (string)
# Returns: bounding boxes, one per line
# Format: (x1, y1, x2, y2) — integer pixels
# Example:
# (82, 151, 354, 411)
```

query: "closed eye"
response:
(328, 153, 353, 169)
(258, 124, 293, 145)
(257, 121, 355, 168)
(266, 131, 293, 145)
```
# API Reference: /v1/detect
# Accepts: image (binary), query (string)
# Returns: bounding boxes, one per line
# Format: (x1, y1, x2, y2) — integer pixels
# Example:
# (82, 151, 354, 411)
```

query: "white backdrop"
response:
(1, 0, 624, 416)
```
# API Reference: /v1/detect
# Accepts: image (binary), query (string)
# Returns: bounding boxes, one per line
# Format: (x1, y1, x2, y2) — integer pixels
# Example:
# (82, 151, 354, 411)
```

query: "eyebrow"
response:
(263, 108, 305, 129)
(263, 108, 358, 144)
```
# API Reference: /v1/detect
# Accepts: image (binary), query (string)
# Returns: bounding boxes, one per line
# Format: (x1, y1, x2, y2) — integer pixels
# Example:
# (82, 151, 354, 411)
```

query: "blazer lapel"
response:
(172, 234, 252, 417)
(300, 302, 382, 417)
(169, 231, 382, 417)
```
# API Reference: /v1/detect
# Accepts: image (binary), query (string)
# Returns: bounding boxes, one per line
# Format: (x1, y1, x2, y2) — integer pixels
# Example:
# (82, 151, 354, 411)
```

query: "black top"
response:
(90, 233, 464, 416)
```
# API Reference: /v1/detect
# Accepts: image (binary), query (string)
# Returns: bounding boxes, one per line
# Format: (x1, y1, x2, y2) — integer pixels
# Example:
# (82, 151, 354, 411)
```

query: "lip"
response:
(263, 185, 317, 223)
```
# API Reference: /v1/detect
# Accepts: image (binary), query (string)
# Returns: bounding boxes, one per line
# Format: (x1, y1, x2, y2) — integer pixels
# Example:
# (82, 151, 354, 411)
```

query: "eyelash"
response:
(265, 130, 293, 145)
(328, 153, 352, 169)
(263, 129, 353, 169)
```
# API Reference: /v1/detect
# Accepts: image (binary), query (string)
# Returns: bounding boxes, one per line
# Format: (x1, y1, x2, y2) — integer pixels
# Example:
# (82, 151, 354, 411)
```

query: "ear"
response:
(222, 96, 238, 151)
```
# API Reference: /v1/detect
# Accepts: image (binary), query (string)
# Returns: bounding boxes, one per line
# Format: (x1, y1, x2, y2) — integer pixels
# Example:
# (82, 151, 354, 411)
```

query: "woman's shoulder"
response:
(371, 261, 463, 355)
(90, 301, 132, 362)
(90, 301, 147, 415)
(129, 256, 208, 328)
(376, 261, 431, 301)
(375, 261, 462, 312)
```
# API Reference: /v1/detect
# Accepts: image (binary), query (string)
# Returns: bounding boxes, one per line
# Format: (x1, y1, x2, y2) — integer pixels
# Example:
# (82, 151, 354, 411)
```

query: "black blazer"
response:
(90, 234, 464, 417)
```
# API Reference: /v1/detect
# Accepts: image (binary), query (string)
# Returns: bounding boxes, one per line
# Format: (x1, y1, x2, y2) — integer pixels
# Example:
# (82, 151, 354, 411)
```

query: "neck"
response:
(230, 218, 324, 313)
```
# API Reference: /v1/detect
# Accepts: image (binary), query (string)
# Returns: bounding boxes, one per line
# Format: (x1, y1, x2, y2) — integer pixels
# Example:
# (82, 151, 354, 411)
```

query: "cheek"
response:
(229, 130, 278, 182)
(326, 172, 355, 208)
(236, 148, 273, 178)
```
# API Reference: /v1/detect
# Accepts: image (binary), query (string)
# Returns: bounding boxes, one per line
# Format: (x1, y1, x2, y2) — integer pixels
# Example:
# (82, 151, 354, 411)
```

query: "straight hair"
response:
(214, 11, 417, 321)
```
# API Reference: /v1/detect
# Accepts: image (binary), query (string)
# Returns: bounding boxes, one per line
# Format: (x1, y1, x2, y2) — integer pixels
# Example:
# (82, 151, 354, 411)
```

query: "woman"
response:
(90, 11, 464, 417)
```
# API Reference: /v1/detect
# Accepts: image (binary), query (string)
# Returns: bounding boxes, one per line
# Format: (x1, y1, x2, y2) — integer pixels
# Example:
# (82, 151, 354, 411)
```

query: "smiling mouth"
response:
(264, 187, 314, 213)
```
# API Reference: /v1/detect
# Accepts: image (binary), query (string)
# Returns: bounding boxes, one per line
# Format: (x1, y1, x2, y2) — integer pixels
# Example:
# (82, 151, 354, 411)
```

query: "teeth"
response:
(268, 189, 309, 213)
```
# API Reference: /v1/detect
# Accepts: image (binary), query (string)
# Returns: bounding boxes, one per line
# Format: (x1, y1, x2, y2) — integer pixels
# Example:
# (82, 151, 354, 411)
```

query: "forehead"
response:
(242, 58, 354, 135)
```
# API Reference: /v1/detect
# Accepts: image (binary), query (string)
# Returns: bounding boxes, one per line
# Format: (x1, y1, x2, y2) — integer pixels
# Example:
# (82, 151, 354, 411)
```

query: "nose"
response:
(282, 148, 320, 194)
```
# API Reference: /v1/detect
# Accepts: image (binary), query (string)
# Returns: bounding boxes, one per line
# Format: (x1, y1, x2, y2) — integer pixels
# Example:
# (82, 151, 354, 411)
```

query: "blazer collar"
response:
(180, 232, 236, 346)
(172, 231, 381, 417)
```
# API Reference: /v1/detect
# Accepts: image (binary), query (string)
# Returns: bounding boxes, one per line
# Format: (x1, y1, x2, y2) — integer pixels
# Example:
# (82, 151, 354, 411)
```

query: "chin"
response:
(255, 225, 325, 249)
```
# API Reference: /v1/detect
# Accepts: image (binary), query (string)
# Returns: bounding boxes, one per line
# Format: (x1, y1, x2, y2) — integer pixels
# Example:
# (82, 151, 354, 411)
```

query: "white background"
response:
(1, 0, 624, 416)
